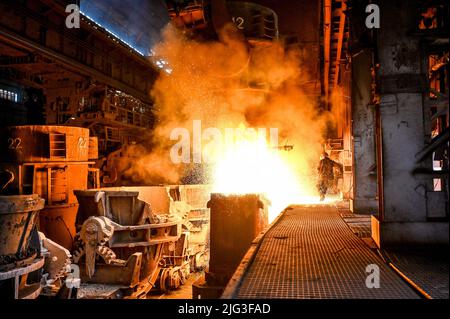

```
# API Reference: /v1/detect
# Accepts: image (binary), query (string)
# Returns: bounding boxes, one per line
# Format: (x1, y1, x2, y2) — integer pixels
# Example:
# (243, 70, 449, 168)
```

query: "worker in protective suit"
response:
(317, 152, 342, 201)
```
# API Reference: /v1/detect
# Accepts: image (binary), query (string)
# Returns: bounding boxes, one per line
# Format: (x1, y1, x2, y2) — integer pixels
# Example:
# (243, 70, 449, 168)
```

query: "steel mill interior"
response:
(0, 0, 448, 301)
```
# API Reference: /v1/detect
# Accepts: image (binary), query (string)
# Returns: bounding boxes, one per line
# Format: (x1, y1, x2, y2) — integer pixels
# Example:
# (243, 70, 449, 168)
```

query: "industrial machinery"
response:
(1, 166, 211, 299)
(72, 189, 181, 298)
(193, 193, 268, 298)
(0, 194, 45, 299)
(158, 228, 191, 293)
(166, 185, 210, 273)
(72, 186, 211, 298)
(65, 87, 155, 158)
(0, 128, 212, 299)
(0, 194, 71, 299)
(165, 0, 279, 44)
(153, 185, 211, 293)
(0, 126, 99, 250)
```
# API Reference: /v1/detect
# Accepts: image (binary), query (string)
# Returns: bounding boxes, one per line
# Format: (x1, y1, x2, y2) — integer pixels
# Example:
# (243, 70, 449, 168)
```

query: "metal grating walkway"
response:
(231, 205, 420, 299)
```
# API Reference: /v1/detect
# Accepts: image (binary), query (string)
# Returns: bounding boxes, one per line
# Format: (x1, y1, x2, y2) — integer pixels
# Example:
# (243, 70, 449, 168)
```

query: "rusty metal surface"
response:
(73, 189, 183, 298)
(39, 204, 79, 251)
(77, 283, 126, 299)
(0, 126, 90, 163)
(229, 205, 420, 299)
(29, 162, 90, 250)
(88, 137, 99, 160)
(0, 126, 95, 251)
(79, 252, 142, 287)
(207, 193, 268, 287)
(0, 256, 45, 299)
(39, 232, 71, 283)
(0, 194, 50, 299)
(70, 186, 213, 298)
(0, 194, 45, 213)
(0, 257, 45, 280)
(74, 190, 148, 226)
(0, 195, 44, 261)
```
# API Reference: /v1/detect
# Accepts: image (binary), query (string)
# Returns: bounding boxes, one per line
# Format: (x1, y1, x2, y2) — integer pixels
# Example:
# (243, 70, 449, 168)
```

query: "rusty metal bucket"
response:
(0, 195, 44, 264)
(207, 193, 268, 285)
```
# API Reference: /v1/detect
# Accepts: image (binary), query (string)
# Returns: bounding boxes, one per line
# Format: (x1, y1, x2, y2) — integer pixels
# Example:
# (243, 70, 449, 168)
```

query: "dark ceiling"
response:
(80, 0, 170, 56)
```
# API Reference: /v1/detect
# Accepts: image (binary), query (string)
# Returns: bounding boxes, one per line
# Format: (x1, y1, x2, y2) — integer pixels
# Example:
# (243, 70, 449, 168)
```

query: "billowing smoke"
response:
(119, 24, 331, 194)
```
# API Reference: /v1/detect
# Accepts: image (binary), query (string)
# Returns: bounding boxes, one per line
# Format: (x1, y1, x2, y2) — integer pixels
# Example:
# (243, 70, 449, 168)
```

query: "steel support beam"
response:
(333, 0, 346, 87)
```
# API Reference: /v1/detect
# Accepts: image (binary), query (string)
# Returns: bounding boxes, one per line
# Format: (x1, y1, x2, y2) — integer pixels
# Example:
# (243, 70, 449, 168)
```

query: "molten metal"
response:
(212, 128, 330, 222)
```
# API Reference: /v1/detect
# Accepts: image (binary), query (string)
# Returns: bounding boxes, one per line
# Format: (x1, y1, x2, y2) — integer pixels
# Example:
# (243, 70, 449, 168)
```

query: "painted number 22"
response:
(8, 138, 22, 151)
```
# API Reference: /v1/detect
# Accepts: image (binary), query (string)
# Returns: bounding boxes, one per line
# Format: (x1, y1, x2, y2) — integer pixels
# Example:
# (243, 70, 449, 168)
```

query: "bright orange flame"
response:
(212, 127, 335, 223)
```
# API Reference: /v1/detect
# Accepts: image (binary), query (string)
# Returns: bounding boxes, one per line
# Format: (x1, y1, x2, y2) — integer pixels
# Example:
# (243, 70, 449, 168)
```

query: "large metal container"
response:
(88, 136, 99, 160)
(0, 195, 44, 261)
(206, 193, 268, 285)
(0, 126, 94, 251)
(0, 125, 90, 163)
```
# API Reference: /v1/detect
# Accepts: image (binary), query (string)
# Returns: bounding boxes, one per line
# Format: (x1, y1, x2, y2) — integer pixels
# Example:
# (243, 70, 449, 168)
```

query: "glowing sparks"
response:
(212, 127, 329, 223)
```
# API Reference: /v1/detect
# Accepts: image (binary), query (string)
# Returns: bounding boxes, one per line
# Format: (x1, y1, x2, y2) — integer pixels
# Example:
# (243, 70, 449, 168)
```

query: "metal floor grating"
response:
(234, 205, 420, 299)
(340, 210, 372, 238)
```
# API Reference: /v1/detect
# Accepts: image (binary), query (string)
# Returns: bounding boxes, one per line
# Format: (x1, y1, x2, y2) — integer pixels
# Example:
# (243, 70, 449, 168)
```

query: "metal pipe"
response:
(323, 0, 332, 104)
